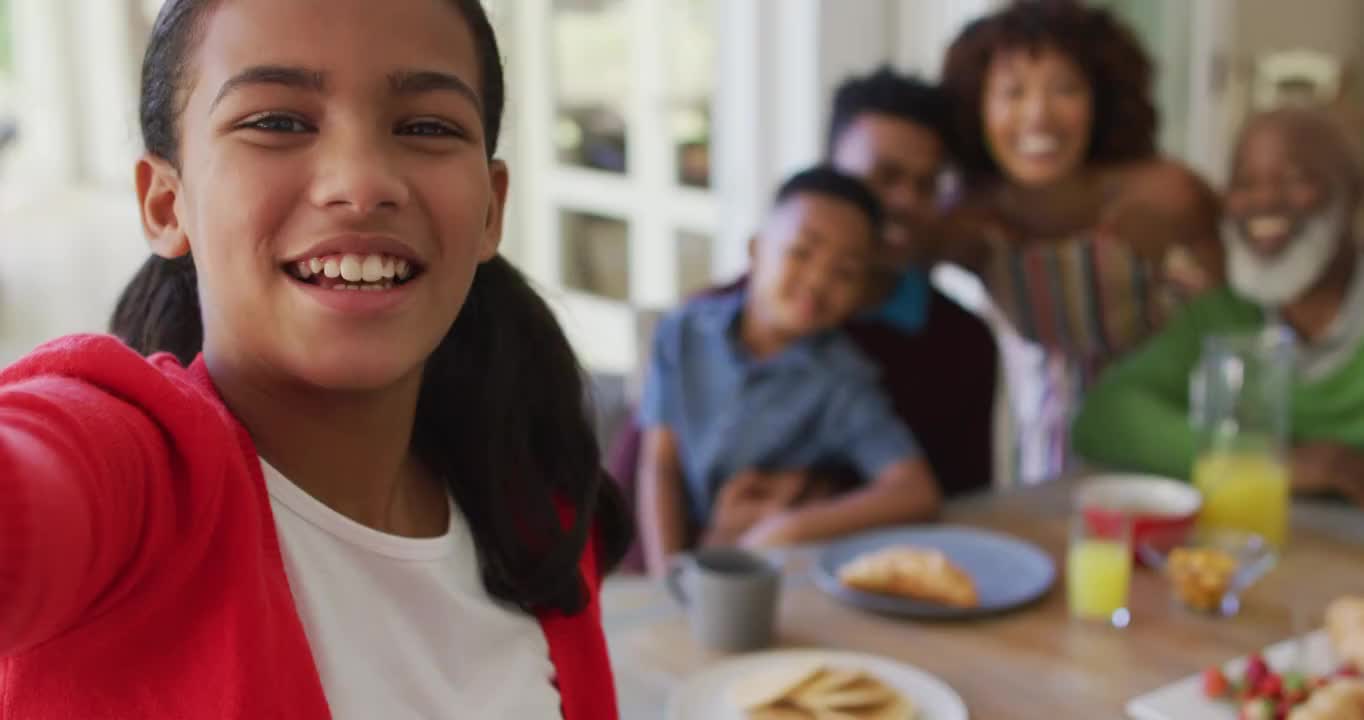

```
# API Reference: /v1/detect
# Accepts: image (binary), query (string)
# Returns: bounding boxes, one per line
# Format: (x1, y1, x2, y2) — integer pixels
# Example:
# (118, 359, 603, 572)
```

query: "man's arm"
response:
(1292, 442, 1364, 509)
(636, 427, 689, 577)
(1072, 297, 1221, 479)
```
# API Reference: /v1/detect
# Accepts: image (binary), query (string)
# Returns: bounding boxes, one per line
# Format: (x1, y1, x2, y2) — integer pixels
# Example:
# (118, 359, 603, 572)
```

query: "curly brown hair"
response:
(941, 0, 1158, 189)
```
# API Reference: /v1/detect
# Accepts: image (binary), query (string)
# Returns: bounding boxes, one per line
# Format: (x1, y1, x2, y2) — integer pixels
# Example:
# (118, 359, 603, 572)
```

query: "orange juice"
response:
(1067, 540, 1131, 620)
(1192, 450, 1289, 547)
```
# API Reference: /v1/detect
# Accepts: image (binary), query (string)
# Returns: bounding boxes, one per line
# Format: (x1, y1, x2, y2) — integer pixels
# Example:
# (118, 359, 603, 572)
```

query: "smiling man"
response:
(1073, 108, 1364, 508)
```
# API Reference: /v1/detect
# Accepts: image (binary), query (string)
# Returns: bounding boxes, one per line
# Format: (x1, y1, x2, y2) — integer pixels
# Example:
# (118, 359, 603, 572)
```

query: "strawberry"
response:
(1257, 673, 1283, 699)
(1246, 655, 1271, 689)
(1204, 667, 1231, 698)
(1337, 662, 1360, 678)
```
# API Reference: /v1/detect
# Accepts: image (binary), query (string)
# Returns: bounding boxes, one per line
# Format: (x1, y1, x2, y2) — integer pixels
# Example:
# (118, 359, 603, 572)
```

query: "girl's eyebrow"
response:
(209, 65, 483, 114)
(212, 65, 326, 111)
(389, 70, 483, 113)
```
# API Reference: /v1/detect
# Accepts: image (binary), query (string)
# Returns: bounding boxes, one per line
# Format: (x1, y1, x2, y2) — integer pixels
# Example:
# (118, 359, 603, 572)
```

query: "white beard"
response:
(1225, 202, 1345, 308)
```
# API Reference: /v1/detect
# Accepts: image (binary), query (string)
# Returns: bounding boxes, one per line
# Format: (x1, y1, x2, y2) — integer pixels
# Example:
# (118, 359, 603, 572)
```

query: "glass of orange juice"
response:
(1067, 509, 1132, 627)
(1189, 329, 1295, 549)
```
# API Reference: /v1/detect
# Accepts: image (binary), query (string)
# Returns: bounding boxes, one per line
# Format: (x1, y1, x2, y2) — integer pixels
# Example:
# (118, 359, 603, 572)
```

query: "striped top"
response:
(985, 229, 1167, 378)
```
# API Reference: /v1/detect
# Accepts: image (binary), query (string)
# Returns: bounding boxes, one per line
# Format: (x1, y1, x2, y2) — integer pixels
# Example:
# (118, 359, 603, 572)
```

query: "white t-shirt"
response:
(261, 460, 563, 719)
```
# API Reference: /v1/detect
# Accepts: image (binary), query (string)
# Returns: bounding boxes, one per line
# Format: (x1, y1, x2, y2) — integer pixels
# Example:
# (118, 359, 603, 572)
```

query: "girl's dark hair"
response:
(941, 0, 1158, 189)
(113, 0, 631, 615)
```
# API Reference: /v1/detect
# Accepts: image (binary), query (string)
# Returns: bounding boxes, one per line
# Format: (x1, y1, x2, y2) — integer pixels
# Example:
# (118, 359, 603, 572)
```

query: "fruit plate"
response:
(665, 649, 968, 720)
(1126, 630, 1333, 719)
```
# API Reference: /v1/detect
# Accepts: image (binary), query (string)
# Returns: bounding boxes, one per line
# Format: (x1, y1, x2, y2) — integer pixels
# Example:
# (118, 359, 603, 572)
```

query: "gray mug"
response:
(666, 548, 780, 653)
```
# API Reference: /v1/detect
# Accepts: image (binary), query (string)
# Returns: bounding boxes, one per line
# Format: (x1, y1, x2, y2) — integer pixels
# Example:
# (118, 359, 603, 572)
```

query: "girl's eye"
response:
(398, 120, 461, 138)
(239, 114, 312, 133)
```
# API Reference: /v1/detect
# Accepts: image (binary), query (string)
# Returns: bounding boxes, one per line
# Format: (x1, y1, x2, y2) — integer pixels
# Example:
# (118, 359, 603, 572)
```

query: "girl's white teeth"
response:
(333, 253, 402, 282)
(361, 254, 386, 282)
(336, 281, 394, 291)
(291, 253, 411, 287)
(340, 255, 364, 282)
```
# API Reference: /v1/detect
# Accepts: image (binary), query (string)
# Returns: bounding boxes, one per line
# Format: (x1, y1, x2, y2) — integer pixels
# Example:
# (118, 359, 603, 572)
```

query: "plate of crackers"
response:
(665, 649, 968, 720)
(812, 526, 1055, 620)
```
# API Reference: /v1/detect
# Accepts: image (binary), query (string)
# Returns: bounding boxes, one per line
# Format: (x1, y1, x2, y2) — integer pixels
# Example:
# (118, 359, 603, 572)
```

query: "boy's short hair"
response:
(774, 166, 885, 240)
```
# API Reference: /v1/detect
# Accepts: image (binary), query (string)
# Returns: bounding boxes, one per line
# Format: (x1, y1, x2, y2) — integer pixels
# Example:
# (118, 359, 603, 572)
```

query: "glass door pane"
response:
(561, 210, 631, 301)
(666, 0, 713, 188)
(552, 0, 630, 174)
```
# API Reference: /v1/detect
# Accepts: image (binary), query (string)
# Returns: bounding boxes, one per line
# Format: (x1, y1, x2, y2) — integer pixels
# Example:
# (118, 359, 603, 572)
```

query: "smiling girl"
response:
(0, 1, 629, 718)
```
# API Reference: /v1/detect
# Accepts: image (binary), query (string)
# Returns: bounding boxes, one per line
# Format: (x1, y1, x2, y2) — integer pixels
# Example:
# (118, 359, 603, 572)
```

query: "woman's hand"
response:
(1101, 160, 1224, 295)
(930, 204, 1016, 272)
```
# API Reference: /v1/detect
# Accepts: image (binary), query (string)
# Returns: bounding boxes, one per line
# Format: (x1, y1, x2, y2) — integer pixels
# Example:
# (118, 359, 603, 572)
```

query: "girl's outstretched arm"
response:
(0, 363, 172, 655)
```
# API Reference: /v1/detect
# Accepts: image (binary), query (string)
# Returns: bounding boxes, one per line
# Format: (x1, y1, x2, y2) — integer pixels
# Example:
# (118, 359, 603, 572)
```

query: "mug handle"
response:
(665, 554, 691, 608)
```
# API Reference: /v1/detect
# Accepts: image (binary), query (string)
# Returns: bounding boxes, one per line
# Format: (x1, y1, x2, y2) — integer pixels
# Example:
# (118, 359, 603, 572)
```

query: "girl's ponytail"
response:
(415, 256, 631, 611)
(110, 255, 202, 366)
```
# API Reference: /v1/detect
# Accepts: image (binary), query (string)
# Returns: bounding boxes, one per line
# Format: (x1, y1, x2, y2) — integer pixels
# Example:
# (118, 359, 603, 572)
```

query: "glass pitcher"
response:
(1189, 327, 1295, 548)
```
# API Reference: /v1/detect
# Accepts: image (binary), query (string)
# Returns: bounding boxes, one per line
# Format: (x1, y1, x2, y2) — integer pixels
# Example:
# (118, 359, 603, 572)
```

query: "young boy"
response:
(637, 167, 941, 575)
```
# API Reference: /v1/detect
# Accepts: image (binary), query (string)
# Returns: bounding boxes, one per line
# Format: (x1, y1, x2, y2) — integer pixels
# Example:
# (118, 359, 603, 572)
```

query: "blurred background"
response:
(2, 0, 1363, 479)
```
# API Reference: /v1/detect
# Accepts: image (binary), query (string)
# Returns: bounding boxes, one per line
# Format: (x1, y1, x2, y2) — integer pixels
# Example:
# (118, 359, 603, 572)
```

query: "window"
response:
(665, 0, 714, 189)
(553, 0, 630, 174)
(561, 210, 631, 301)
(502, 0, 718, 373)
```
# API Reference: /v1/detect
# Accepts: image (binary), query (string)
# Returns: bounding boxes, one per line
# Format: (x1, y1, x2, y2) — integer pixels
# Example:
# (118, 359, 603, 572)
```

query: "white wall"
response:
(1235, 0, 1364, 60)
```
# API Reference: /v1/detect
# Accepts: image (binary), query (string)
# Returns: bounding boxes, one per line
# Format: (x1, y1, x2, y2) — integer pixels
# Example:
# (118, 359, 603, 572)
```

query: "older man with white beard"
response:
(1073, 108, 1364, 508)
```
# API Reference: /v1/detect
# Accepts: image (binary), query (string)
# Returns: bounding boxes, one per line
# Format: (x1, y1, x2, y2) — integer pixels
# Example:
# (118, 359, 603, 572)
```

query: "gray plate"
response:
(813, 525, 1057, 620)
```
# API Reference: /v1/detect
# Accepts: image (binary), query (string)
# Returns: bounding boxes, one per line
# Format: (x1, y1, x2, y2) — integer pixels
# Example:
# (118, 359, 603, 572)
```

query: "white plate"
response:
(1126, 630, 1335, 719)
(665, 648, 969, 720)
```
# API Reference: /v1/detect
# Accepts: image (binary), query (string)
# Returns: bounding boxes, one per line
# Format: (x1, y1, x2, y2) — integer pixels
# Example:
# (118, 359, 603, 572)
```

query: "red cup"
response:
(1076, 475, 1203, 566)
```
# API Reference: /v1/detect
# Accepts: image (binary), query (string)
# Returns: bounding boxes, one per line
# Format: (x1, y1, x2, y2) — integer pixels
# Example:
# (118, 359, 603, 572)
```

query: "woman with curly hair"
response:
(942, 0, 1221, 363)
(938, 0, 1223, 474)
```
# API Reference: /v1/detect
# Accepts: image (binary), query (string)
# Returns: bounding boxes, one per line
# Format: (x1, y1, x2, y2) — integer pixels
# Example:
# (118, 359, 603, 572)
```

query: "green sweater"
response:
(1072, 288, 1364, 480)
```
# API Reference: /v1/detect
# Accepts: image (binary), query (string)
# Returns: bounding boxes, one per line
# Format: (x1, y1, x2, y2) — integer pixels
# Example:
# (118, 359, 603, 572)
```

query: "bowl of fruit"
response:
(1139, 528, 1277, 616)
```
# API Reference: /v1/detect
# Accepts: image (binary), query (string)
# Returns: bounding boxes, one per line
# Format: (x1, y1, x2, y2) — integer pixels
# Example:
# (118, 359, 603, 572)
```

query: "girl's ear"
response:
(479, 159, 510, 261)
(136, 153, 190, 259)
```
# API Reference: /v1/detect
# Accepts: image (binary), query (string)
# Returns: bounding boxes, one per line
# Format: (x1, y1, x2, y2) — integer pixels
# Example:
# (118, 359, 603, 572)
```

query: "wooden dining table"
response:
(600, 477, 1364, 719)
